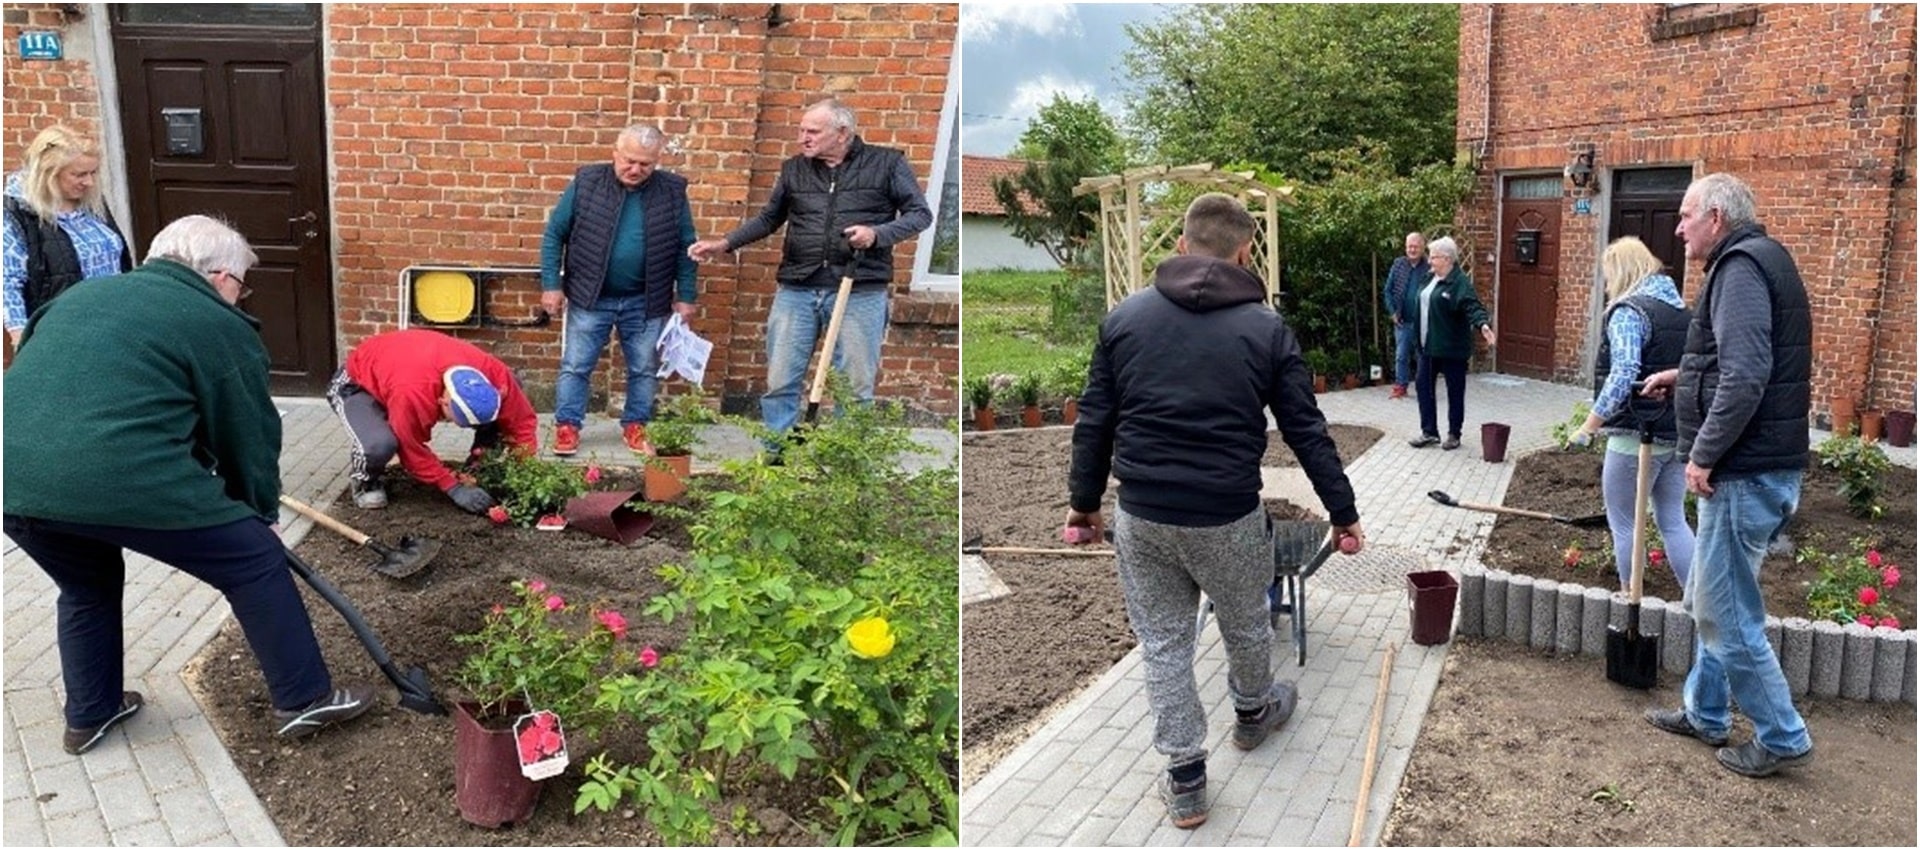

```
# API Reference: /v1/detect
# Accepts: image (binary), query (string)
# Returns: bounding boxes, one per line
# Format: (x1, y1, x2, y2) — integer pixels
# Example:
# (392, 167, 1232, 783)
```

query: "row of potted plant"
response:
(964, 355, 1092, 431)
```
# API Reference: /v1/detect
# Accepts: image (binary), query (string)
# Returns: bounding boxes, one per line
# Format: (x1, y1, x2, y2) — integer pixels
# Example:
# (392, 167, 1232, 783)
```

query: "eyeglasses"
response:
(216, 269, 253, 301)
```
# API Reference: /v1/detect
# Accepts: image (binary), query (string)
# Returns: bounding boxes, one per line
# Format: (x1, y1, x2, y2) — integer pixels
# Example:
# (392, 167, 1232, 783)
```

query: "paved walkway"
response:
(2, 400, 952, 846)
(961, 375, 1601, 846)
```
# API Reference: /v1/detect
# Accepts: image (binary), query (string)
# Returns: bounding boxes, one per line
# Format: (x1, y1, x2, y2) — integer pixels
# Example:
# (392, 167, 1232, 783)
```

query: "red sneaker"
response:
(1389, 384, 1407, 399)
(623, 423, 655, 457)
(554, 424, 580, 456)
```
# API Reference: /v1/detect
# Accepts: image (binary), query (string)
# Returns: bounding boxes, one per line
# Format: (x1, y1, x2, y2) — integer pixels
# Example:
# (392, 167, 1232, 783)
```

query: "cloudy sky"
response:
(960, 2, 1171, 157)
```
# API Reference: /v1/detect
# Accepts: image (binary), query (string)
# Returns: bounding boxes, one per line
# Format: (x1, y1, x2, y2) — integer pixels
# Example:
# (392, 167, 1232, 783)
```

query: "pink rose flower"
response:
(487, 505, 510, 525)
(490, 604, 505, 616)
(1882, 616, 1902, 630)
(527, 579, 548, 594)
(544, 594, 565, 612)
(1858, 613, 1878, 628)
(585, 465, 603, 485)
(1883, 567, 1901, 588)
(596, 610, 629, 640)
(1858, 586, 1880, 607)
(1648, 549, 1665, 566)
(638, 646, 659, 668)
(1867, 549, 1883, 568)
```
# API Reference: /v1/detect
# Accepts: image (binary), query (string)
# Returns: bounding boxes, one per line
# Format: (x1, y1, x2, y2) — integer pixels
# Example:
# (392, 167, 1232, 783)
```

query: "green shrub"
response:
(1802, 535, 1905, 627)
(1815, 434, 1891, 519)
(1013, 372, 1043, 407)
(963, 376, 994, 413)
(470, 447, 589, 526)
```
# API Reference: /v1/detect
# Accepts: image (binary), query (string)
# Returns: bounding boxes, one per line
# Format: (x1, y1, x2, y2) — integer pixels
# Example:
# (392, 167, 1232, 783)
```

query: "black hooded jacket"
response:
(1069, 254, 1358, 527)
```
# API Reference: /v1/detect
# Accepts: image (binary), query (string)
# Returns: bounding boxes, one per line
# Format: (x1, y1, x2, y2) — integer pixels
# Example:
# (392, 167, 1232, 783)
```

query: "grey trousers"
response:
(326, 368, 397, 486)
(1114, 505, 1285, 770)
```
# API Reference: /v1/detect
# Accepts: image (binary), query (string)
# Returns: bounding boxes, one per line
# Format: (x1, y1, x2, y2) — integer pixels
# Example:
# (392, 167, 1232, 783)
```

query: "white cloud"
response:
(1007, 75, 1095, 118)
(961, 2, 1079, 40)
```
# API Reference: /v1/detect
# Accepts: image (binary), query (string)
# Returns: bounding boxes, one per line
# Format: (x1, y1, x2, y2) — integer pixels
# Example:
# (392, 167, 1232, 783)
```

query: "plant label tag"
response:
(513, 709, 569, 780)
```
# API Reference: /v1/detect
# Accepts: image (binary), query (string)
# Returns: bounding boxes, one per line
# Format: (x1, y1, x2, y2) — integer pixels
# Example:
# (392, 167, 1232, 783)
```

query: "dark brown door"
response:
(112, 5, 335, 394)
(1608, 168, 1692, 295)
(1496, 175, 1561, 379)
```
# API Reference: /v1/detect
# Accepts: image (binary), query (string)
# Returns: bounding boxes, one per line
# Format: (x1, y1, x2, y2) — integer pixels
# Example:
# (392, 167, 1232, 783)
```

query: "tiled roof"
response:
(961, 154, 1040, 216)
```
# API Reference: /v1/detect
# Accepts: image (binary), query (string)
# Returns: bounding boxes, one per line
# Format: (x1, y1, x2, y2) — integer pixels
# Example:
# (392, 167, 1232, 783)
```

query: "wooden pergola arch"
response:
(1073, 163, 1296, 309)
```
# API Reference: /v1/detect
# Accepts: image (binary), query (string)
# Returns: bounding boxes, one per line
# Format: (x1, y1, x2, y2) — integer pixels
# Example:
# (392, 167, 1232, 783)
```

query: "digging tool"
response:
(1606, 422, 1661, 689)
(1348, 641, 1396, 846)
(960, 541, 1114, 558)
(284, 546, 447, 715)
(803, 249, 865, 427)
(1426, 490, 1609, 528)
(280, 494, 441, 579)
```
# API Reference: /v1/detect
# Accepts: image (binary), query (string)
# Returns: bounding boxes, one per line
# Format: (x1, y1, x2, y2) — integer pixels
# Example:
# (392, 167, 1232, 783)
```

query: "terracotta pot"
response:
(1313, 374, 1328, 394)
(972, 409, 995, 431)
(1860, 409, 1885, 443)
(453, 700, 543, 829)
(1342, 374, 1361, 391)
(1830, 396, 1856, 436)
(1885, 410, 1915, 448)
(1062, 397, 1079, 426)
(644, 453, 691, 502)
(1021, 405, 1043, 428)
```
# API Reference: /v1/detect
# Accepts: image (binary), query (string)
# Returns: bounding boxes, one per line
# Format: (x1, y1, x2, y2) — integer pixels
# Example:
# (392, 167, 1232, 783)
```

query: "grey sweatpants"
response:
(1114, 505, 1288, 771)
(326, 368, 398, 486)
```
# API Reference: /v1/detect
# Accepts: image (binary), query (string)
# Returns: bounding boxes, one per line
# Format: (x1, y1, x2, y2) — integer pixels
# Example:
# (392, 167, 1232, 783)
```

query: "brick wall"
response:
(327, 2, 959, 420)
(1, 4, 102, 161)
(1457, 3, 1917, 415)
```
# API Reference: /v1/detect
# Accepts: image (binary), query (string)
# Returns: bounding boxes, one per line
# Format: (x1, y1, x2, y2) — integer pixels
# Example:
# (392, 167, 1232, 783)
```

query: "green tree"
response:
(992, 94, 1124, 270)
(1121, 4, 1458, 181)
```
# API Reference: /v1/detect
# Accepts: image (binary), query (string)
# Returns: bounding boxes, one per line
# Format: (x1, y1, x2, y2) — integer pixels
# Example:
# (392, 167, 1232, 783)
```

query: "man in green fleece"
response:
(3, 214, 372, 755)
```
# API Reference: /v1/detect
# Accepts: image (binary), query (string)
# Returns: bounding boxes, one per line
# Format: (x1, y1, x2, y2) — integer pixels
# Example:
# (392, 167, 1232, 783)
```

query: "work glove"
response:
(1566, 428, 1594, 448)
(447, 483, 497, 515)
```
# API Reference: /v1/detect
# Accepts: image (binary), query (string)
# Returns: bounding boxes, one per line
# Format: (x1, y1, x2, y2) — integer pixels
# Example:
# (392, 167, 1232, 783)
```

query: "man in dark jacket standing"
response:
(687, 98, 931, 441)
(1642, 173, 1814, 778)
(1066, 193, 1365, 829)
(3, 215, 371, 755)
(541, 124, 698, 458)
(1381, 231, 1428, 399)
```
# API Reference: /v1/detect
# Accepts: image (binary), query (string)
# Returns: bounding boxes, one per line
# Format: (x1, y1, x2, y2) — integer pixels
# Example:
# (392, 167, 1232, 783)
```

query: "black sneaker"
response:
(1717, 740, 1813, 777)
(1441, 435, 1461, 451)
(1408, 434, 1440, 448)
(1643, 707, 1728, 747)
(1232, 681, 1298, 751)
(1160, 773, 1208, 829)
(274, 685, 374, 738)
(63, 691, 144, 755)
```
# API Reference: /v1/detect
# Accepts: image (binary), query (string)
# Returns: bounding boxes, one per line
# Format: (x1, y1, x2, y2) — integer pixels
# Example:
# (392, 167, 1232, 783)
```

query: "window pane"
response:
(115, 4, 319, 27)
(1505, 175, 1562, 199)
(1615, 167, 1693, 196)
(930, 117, 959, 276)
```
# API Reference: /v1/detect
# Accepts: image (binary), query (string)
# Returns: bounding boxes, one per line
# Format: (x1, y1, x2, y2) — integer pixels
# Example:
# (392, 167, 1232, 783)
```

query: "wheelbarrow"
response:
(1194, 519, 1336, 667)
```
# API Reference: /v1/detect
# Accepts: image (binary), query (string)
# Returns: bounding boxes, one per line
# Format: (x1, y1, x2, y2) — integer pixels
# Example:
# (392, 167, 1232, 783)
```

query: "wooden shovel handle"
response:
(1349, 642, 1397, 846)
(279, 494, 372, 546)
(807, 254, 862, 407)
(966, 546, 1114, 557)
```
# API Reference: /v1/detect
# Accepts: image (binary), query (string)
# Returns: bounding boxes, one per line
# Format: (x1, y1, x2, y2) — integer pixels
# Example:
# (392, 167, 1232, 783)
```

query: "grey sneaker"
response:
(1160, 773, 1208, 829)
(1717, 740, 1812, 777)
(274, 685, 374, 738)
(63, 691, 143, 755)
(1643, 707, 1728, 747)
(1408, 434, 1440, 448)
(1440, 435, 1461, 451)
(1232, 681, 1298, 751)
(352, 481, 388, 510)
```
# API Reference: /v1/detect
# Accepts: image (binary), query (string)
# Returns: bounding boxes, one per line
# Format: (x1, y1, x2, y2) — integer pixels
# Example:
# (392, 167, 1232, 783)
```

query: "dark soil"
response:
(958, 424, 1380, 783)
(1482, 447, 1917, 622)
(185, 469, 823, 845)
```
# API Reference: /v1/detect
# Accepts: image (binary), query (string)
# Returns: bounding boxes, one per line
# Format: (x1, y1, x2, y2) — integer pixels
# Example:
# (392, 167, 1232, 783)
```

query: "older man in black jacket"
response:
(688, 98, 931, 441)
(1066, 193, 1365, 829)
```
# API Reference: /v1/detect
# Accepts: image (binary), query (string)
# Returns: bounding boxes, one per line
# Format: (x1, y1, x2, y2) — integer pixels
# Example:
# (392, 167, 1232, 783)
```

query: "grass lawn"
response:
(962, 268, 1095, 382)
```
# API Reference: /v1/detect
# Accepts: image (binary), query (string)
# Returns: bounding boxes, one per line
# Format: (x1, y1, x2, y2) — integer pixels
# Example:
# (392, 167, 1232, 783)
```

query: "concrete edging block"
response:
(1780, 617, 1814, 697)
(1554, 582, 1584, 654)
(1503, 574, 1532, 644)
(1457, 564, 1485, 638)
(1483, 570, 1508, 639)
(1841, 623, 1877, 701)
(1580, 585, 1612, 657)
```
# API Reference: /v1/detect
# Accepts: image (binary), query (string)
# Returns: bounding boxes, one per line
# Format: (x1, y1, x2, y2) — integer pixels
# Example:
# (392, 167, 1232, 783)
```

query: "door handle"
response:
(289, 210, 319, 242)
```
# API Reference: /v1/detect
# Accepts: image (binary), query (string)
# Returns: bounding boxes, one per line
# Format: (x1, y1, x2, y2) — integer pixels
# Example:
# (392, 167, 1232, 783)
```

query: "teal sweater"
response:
(3, 259, 282, 528)
(1415, 267, 1492, 361)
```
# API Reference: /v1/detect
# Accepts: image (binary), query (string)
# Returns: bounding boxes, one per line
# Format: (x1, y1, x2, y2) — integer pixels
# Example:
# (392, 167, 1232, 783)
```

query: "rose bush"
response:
(1804, 537, 1908, 628)
(452, 578, 635, 727)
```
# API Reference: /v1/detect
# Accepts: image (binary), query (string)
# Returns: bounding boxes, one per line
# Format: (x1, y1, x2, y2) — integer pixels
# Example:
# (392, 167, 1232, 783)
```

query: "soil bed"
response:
(187, 470, 822, 845)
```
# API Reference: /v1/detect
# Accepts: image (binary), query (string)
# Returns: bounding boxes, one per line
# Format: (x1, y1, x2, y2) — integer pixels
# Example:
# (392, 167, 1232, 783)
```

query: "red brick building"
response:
(3, 3, 959, 419)
(1455, 3, 1915, 423)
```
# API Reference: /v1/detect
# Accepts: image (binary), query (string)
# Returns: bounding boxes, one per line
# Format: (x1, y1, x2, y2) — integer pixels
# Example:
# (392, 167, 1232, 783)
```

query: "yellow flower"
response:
(846, 616, 896, 659)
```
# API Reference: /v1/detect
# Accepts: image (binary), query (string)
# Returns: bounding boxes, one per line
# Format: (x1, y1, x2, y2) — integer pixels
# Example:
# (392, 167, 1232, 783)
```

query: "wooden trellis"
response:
(1073, 163, 1295, 309)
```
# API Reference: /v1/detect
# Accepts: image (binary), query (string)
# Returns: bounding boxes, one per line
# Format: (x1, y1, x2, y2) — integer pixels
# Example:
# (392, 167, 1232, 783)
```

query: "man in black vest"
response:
(688, 98, 932, 442)
(1642, 173, 1815, 778)
(540, 124, 697, 457)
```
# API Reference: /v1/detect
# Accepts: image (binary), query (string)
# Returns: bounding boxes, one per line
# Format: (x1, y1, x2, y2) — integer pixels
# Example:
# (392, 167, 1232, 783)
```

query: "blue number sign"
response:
(18, 31, 63, 61)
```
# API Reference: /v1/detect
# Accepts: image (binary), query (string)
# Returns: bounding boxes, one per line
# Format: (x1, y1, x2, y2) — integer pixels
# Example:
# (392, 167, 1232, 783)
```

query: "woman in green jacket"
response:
(1408, 237, 1496, 450)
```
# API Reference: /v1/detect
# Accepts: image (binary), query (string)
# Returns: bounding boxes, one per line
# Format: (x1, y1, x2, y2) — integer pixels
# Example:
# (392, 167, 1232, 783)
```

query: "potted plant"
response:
(1337, 351, 1362, 390)
(450, 578, 632, 828)
(643, 392, 711, 502)
(965, 375, 995, 431)
(1050, 358, 1087, 426)
(469, 447, 588, 528)
(1014, 372, 1044, 427)
(1304, 349, 1333, 394)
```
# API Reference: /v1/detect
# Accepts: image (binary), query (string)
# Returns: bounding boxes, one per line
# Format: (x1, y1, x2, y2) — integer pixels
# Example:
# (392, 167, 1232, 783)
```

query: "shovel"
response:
(961, 533, 1114, 557)
(1606, 424, 1661, 689)
(280, 494, 441, 579)
(284, 546, 447, 715)
(1426, 490, 1609, 528)
(803, 249, 865, 427)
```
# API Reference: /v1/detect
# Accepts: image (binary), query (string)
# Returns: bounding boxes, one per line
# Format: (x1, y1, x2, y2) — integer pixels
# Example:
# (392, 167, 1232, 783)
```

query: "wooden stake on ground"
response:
(1348, 642, 1397, 847)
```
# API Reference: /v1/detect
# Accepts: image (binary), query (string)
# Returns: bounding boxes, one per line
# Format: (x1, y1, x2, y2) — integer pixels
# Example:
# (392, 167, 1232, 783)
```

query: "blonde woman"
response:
(4, 124, 134, 346)
(1569, 237, 1695, 592)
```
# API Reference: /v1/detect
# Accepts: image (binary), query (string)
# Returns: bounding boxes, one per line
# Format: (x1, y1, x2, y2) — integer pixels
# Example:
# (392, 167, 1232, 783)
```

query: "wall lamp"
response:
(1564, 149, 1597, 191)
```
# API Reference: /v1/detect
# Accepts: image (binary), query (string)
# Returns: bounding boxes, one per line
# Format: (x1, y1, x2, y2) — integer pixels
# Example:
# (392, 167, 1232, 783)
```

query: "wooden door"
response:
(1608, 168, 1692, 295)
(112, 4, 335, 395)
(1496, 176, 1561, 379)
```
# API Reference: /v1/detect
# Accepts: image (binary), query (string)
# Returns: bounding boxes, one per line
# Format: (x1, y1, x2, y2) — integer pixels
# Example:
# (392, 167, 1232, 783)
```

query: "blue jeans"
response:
(761, 285, 888, 435)
(1681, 469, 1811, 756)
(3, 514, 334, 723)
(1393, 322, 1418, 387)
(554, 294, 665, 428)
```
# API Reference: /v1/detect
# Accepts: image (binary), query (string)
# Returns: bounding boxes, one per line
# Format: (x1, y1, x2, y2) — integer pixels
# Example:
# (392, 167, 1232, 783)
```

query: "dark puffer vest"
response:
(764, 138, 911, 288)
(1675, 225, 1812, 477)
(3, 195, 133, 316)
(1594, 294, 1691, 439)
(559, 165, 687, 318)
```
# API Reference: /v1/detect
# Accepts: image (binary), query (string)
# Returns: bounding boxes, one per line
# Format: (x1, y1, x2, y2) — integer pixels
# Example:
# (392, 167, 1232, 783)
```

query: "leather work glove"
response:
(447, 483, 497, 515)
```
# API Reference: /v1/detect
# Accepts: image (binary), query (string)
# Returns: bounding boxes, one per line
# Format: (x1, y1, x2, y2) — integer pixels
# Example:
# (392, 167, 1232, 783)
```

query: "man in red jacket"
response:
(327, 329, 540, 513)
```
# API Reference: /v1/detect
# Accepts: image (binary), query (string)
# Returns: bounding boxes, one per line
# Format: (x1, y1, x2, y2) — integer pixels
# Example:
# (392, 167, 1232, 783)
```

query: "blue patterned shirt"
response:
(1594, 273, 1684, 444)
(4, 174, 129, 331)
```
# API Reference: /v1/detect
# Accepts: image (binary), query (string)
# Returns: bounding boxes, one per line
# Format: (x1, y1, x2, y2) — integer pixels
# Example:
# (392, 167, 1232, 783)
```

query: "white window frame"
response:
(912, 47, 961, 293)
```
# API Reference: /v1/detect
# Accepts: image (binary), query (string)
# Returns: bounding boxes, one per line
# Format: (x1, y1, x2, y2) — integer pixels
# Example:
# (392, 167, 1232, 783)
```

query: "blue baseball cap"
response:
(443, 366, 500, 427)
